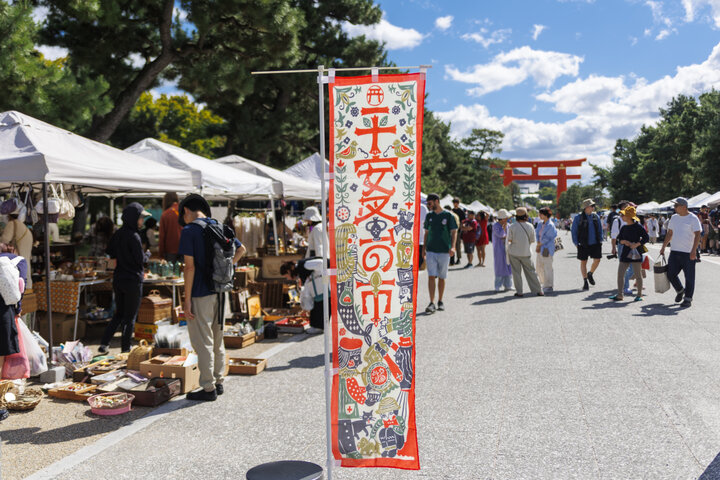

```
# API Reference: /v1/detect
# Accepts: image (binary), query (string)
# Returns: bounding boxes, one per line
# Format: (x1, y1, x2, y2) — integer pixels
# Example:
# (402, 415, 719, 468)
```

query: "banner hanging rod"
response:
(251, 65, 432, 75)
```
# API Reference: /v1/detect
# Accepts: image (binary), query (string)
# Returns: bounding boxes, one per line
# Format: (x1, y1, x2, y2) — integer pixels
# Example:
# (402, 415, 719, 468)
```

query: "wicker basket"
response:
(127, 339, 153, 371)
(4, 386, 43, 411)
(137, 290, 172, 324)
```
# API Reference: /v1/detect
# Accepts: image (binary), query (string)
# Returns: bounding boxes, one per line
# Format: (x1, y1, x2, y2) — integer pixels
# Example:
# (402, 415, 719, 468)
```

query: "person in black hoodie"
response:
(99, 203, 151, 354)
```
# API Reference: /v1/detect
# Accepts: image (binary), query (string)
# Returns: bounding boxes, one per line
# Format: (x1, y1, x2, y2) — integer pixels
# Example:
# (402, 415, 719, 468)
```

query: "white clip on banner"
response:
(371, 67, 379, 82)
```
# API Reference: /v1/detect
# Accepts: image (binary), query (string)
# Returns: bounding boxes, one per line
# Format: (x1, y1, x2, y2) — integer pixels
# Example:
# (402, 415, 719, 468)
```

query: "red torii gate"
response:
(502, 158, 586, 204)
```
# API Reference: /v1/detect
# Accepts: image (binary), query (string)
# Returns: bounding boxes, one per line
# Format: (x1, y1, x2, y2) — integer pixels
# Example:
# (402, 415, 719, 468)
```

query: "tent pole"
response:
(318, 64, 334, 480)
(268, 195, 279, 254)
(42, 183, 54, 361)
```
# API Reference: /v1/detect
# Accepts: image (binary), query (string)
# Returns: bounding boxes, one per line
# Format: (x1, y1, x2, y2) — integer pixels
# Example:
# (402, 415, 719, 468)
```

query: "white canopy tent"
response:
(283, 153, 328, 186)
(703, 191, 720, 207)
(469, 200, 492, 213)
(687, 192, 712, 208)
(217, 154, 321, 200)
(0, 111, 201, 355)
(0, 111, 197, 192)
(636, 201, 661, 214)
(125, 138, 275, 197)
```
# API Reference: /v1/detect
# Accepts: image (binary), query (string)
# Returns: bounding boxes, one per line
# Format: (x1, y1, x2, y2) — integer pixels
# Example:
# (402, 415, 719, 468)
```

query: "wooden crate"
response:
(227, 358, 267, 375)
(48, 383, 98, 401)
(137, 290, 172, 324)
(223, 331, 256, 349)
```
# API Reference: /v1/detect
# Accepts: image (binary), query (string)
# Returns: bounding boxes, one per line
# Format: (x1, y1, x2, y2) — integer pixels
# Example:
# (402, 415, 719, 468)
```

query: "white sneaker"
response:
(306, 327, 324, 335)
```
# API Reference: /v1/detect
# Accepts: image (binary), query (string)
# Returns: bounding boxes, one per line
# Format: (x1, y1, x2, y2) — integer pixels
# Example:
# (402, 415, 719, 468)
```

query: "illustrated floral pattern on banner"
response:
(329, 73, 425, 470)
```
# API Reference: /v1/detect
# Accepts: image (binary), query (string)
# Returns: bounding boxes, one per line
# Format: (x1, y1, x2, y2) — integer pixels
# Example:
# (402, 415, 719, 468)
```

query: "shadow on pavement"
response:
(581, 289, 617, 301)
(455, 290, 498, 299)
(632, 302, 680, 317)
(700, 451, 720, 479)
(266, 353, 325, 372)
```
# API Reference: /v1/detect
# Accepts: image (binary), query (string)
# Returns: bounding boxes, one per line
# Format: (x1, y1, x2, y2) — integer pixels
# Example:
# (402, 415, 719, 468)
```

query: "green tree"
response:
(690, 90, 720, 192)
(420, 109, 462, 195)
(457, 128, 514, 209)
(39, 0, 303, 141)
(556, 183, 607, 218)
(0, 1, 111, 131)
(178, 0, 386, 167)
(111, 92, 226, 157)
(538, 185, 557, 201)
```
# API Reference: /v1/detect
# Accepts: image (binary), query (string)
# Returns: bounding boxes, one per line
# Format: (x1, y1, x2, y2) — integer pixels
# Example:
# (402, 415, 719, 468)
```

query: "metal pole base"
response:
(246, 460, 323, 480)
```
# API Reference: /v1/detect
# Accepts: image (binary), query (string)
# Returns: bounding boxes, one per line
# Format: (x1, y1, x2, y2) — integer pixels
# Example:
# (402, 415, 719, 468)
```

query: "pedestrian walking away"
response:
(660, 197, 702, 308)
(609, 206, 648, 302)
(507, 208, 543, 297)
(475, 211, 489, 267)
(492, 209, 513, 292)
(535, 207, 557, 293)
(178, 194, 246, 401)
(451, 198, 466, 266)
(460, 210, 478, 268)
(424, 193, 458, 313)
(571, 198, 603, 290)
(99, 203, 152, 354)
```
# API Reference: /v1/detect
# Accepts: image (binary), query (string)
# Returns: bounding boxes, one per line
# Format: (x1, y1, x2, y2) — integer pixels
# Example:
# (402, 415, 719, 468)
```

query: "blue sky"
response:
(342, 0, 720, 182)
(33, 1, 720, 183)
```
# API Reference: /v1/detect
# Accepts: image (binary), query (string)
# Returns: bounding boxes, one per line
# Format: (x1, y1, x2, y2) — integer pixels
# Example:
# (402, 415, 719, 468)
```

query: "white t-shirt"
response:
(668, 213, 702, 253)
(611, 216, 627, 240)
(418, 204, 428, 245)
(306, 224, 327, 258)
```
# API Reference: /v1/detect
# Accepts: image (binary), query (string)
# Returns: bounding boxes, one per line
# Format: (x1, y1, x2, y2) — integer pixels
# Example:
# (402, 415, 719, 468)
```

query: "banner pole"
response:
(318, 64, 334, 480)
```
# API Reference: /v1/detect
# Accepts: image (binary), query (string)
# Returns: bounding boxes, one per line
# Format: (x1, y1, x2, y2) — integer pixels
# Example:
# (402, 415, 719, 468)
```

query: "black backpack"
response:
(192, 219, 236, 293)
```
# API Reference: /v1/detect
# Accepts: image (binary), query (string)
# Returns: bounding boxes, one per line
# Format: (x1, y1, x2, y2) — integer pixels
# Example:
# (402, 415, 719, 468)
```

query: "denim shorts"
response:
(426, 251, 450, 279)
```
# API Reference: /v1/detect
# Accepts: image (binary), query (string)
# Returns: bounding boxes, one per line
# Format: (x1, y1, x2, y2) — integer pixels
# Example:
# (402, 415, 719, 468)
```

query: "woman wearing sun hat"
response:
(610, 205, 649, 302)
(491, 209, 513, 291)
(507, 207, 544, 297)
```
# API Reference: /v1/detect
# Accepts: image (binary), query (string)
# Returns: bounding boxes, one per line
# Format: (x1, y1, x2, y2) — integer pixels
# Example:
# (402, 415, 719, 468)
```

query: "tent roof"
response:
(636, 201, 661, 214)
(703, 191, 720, 207)
(283, 153, 328, 185)
(217, 154, 321, 200)
(687, 191, 711, 208)
(0, 111, 197, 192)
(125, 139, 274, 197)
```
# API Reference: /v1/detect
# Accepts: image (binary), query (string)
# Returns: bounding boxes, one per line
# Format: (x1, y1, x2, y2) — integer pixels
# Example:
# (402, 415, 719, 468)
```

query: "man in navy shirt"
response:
(178, 194, 245, 401)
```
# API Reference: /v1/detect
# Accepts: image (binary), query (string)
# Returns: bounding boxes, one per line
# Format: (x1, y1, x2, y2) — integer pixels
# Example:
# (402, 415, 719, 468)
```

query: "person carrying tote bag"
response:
(654, 254, 671, 293)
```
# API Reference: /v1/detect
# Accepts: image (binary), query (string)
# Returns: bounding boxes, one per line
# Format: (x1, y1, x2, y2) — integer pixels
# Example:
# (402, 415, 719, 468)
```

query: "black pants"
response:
(101, 281, 143, 352)
(310, 300, 324, 329)
(667, 251, 696, 300)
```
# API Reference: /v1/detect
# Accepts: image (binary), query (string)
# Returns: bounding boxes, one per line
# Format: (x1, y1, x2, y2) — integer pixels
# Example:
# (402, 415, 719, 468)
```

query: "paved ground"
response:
(3, 230, 720, 479)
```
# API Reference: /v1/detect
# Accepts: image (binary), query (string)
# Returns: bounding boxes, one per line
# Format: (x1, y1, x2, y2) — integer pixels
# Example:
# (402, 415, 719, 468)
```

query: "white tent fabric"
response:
(703, 191, 720, 207)
(469, 200, 492, 213)
(658, 199, 676, 209)
(636, 201, 661, 214)
(687, 192, 711, 208)
(0, 111, 197, 192)
(217, 154, 321, 200)
(126, 138, 274, 197)
(283, 153, 328, 185)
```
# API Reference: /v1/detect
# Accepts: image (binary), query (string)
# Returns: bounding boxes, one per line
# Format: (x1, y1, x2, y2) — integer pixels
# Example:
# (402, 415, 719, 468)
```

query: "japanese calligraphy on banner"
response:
(329, 73, 425, 470)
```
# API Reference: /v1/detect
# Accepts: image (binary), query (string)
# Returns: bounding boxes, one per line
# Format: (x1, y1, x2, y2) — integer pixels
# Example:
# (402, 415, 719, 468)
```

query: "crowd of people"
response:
(420, 194, 709, 313)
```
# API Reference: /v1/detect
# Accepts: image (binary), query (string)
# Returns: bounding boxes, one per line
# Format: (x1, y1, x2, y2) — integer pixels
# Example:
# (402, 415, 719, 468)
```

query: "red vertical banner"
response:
(329, 73, 424, 470)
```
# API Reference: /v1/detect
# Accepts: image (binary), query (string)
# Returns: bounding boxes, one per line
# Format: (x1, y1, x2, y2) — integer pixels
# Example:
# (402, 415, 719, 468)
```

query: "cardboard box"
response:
(152, 347, 188, 357)
(37, 313, 86, 343)
(139, 357, 200, 394)
(228, 358, 267, 375)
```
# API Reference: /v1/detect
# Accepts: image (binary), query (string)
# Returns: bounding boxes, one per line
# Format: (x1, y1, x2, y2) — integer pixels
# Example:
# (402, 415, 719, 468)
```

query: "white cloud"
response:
(445, 46, 583, 96)
(630, 36, 639, 45)
(342, 14, 425, 50)
(435, 15, 453, 30)
(31, 6, 49, 24)
(127, 53, 146, 69)
(461, 28, 511, 48)
(655, 28, 675, 39)
(437, 42, 720, 174)
(35, 45, 69, 60)
(531, 24, 547, 40)
(173, 6, 188, 22)
(681, 0, 720, 27)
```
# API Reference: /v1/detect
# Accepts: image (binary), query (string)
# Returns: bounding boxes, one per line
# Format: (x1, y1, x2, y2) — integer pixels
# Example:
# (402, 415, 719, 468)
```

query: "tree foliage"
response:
(0, 1, 111, 132)
(556, 183, 608, 219)
(111, 92, 226, 157)
(598, 92, 720, 202)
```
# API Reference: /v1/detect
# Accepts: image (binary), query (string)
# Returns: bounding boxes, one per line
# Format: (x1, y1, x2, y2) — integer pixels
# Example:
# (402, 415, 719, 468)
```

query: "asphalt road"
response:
(10, 231, 720, 480)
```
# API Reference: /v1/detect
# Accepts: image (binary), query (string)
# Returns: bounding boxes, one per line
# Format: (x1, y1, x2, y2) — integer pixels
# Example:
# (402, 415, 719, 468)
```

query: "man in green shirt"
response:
(423, 193, 458, 313)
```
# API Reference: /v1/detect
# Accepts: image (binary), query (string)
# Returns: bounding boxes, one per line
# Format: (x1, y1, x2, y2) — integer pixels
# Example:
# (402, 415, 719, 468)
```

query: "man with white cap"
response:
(303, 206, 327, 259)
(660, 197, 701, 308)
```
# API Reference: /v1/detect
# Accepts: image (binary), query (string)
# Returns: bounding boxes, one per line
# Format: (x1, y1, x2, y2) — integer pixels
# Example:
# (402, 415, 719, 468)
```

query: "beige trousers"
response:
(509, 255, 543, 295)
(618, 262, 643, 297)
(188, 294, 226, 392)
(535, 253, 554, 289)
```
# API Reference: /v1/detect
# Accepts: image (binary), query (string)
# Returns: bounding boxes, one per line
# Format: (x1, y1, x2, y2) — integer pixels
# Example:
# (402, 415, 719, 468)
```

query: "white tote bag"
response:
(0, 256, 23, 305)
(654, 255, 671, 294)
